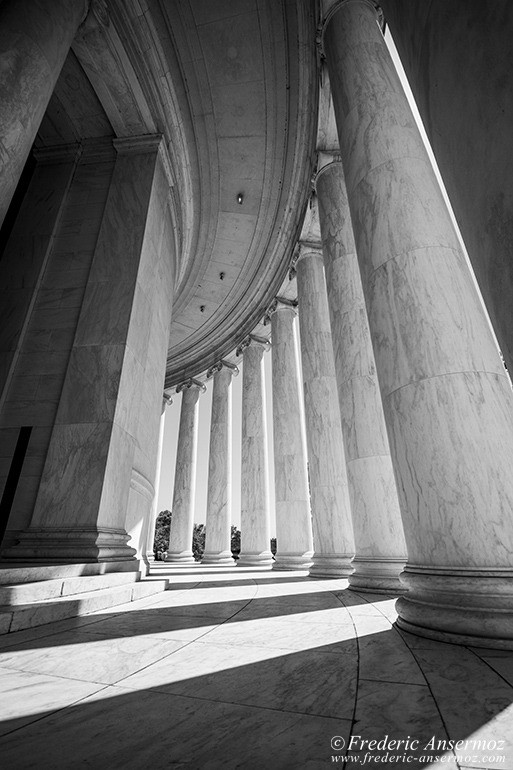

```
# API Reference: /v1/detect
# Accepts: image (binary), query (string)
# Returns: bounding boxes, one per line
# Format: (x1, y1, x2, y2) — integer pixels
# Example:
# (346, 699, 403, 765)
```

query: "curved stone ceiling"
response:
(35, 0, 318, 387)
(160, 0, 319, 385)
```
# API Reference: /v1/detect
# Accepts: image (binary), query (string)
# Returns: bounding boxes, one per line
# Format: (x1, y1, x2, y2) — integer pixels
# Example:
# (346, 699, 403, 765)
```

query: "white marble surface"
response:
(270, 306, 313, 568)
(296, 250, 355, 577)
(203, 367, 235, 565)
(1, 567, 512, 768)
(0, 0, 86, 228)
(9, 142, 173, 564)
(239, 341, 273, 566)
(317, 160, 406, 592)
(325, 0, 513, 643)
(144, 398, 168, 562)
(167, 385, 202, 563)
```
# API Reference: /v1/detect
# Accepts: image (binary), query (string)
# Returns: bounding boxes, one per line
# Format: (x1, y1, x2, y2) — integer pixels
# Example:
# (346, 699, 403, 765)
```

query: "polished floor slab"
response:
(0, 568, 512, 769)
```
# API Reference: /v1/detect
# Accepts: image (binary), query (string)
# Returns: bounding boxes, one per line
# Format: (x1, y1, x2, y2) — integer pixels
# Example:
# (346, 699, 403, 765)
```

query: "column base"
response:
(273, 552, 314, 570)
(165, 551, 197, 566)
(2, 527, 137, 563)
(309, 553, 354, 578)
(237, 551, 274, 569)
(349, 557, 407, 594)
(201, 551, 236, 566)
(395, 565, 513, 649)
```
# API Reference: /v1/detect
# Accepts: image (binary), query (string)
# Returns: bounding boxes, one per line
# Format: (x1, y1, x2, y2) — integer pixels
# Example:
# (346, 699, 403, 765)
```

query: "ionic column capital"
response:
(236, 334, 271, 357)
(175, 378, 206, 394)
(263, 296, 298, 325)
(163, 392, 173, 407)
(206, 360, 239, 379)
(317, 0, 383, 56)
(296, 242, 324, 264)
(314, 152, 344, 188)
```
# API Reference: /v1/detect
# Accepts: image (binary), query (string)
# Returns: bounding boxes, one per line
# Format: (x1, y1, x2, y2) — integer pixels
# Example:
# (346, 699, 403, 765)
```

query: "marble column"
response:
(144, 394, 172, 565)
(323, 0, 513, 647)
(202, 363, 237, 566)
(295, 246, 355, 577)
(316, 157, 407, 592)
(0, 0, 88, 228)
(238, 336, 273, 568)
(5, 135, 175, 564)
(269, 300, 314, 570)
(166, 380, 204, 565)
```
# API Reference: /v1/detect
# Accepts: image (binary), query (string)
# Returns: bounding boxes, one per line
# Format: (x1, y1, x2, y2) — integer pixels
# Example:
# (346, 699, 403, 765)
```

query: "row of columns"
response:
(165, 242, 405, 592)
(3, 0, 513, 647)
(165, 0, 513, 646)
(322, 0, 513, 644)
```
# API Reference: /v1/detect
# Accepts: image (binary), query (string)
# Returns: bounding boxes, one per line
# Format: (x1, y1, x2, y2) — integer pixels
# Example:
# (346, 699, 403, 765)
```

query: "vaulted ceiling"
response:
(35, 0, 319, 385)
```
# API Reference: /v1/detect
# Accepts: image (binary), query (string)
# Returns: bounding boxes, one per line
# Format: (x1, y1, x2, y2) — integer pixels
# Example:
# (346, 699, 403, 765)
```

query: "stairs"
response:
(0, 563, 169, 634)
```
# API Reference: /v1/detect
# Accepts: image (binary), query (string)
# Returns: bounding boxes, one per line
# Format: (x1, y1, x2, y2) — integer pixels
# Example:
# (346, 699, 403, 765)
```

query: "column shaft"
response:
(316, 160, 407, 592)
(0, 0, 87, 227)
(144, 397, 170, 565)
(270, 305, 313, 570)
(325, 0, 513, 646)
(239, 342, 273, 568)
(202, 367, 235, 566)
(296, 250, 354, 577)
(167, 385, 202, 565)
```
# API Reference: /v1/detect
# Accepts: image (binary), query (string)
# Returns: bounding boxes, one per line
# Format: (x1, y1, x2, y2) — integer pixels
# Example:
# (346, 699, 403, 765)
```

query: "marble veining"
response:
(203, 367, 234, 565)
(325, 0, 513, 641)
(270, 306, 313, 568)
(2, 569, 512, 767)
(239, 342, 273, 566)
(167, 385, 202, 563)
(317, 160, 406, 591)
(296, 251, 355, 577)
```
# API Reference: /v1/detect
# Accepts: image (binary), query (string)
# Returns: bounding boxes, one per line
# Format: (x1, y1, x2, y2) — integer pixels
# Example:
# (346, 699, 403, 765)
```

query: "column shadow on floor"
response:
(0, 623, 512, 769)
(0, 584, 389, 653)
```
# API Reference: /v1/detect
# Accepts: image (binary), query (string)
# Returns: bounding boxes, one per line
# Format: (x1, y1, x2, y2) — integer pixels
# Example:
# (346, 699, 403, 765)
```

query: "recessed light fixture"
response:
(237, 193, 243, 204)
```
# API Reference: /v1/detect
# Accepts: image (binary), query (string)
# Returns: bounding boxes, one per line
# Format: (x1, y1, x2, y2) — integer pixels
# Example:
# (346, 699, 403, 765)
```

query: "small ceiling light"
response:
(219, 271, 225, 280)
(237, 193, 243, 204)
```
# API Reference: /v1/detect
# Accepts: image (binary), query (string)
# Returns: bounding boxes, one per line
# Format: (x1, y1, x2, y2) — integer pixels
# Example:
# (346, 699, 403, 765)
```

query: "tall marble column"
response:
(144, 394, 172, 565)
(269, 299, 313, 570)
(316, 157, 407, 592)
(295, 246, 355, 577)
(0, 0, 89, 228)
(238, 336, 273, 568)
(5, 135, 175, 564)
(323, 0, 513, 647)
(202, 362, 237, 566)
(166, 380, 205, 565)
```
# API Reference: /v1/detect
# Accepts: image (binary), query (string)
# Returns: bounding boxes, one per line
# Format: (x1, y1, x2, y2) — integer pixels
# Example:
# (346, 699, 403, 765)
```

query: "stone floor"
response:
(0, 567, 512, 769)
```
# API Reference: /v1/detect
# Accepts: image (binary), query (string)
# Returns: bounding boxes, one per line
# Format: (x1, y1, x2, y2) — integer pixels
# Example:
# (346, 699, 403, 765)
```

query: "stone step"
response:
(0, 570, 142, 605)
(0, 560, 141, 586)
(0, 577, 169, 635)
